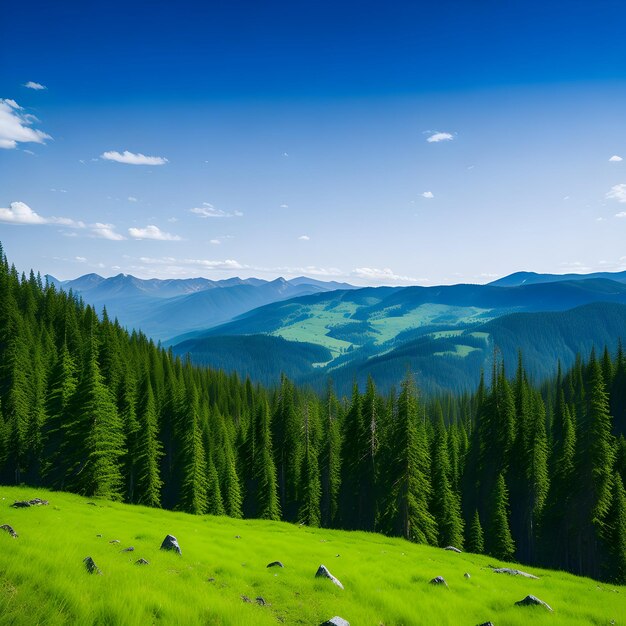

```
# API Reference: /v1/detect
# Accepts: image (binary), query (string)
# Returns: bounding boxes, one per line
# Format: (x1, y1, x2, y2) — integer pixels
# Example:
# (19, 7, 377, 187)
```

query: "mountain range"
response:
(45, 273, 355, 340)
(48, 269, 626, 394)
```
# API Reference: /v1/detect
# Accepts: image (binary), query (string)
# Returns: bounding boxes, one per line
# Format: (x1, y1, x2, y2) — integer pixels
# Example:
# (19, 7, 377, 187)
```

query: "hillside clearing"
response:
(0, 487, 624, 626)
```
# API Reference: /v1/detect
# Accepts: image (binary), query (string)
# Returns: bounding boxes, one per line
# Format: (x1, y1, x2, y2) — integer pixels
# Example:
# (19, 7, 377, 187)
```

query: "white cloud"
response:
(23, 81, 47, 90)
(298, 235, 310, 241)
(0, 201, 85, 228)
(0, 201, 48, 224)
(421, 191, 434, 199)
(210, 239, 221, 244)
(426, 132, 454, 143)
(616, 212, 626, 218)
(606, 184, 626, 203)
(91, 223, 125, 240)
(609, 155, 623, 162)
(100, 150, 168, 165)
(351, 267, 416, 283)
(280, 204, 289, 208)
(75, 256, 87, 263)
(128, 196, 138, 202)
(0, 99, 51, 149)
(128, 225, 182, 241)
(190, 203, 243, 218)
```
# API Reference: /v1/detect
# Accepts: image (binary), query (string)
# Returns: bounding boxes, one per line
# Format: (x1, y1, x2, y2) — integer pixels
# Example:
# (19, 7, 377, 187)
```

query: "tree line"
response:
(0, 243, 624, 584)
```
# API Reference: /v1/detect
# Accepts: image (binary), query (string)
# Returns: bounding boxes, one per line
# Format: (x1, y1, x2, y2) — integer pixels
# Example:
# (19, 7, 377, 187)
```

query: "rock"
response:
(320, 618, 350, 626)
(464, 573, 471, 579)
(266, 561, 284, 568)
(83, 556, 102, 575)
(0, 524, 18, 538)
(96, 534, 102, 538)
(255, 597, 267, 606)
(429, 576, 448, 588)
(477, 622, 494, 626)
(444, 545, 462, 553)
(135, 558, 150, 565)
(514, 595, 553, 611)
(109, 539, 120, 544)
(234, 535, 242, 539)
(160, 534, 182, 555)
(241, 595, 252, 603)
(492, 567, 539, 579)
(121, 546, 135, 552)
(315, 564, 344, 590)
(11, 498, 48, 508)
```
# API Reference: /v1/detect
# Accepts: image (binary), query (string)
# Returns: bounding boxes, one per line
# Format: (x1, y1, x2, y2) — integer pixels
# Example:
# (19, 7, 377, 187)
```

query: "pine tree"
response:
(135, 374, 163, 507)
(606, 473, 626, 584)
(74, 335, 126, 499)
(254, 399, 280, 520)
(298, 401, 322, 527)
(466, 509, 485, 554)
(177, 386, 208, 514)
(488, 473, 515, 561)
(431, 407, 464, 548)
(385, 373, 437, 544)
(320, 381, 341, 527)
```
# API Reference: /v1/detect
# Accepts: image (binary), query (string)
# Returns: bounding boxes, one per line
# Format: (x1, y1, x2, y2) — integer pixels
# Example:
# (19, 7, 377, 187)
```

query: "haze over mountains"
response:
(45, 273, 355, 340)
(47, 268, 626, 395)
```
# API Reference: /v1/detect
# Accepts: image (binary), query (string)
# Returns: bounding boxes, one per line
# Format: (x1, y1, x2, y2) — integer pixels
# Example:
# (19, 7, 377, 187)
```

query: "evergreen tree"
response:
(606, 473, 626, 584)
(431, 407, 464, 548)
(466, 509, 485, 554)
(254, 399, 280, 520)
(488, 473, 515, 561)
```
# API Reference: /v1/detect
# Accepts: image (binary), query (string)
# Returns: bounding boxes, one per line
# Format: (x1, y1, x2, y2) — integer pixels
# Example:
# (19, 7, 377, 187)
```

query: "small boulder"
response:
(109, 539, 120, 544)
(135, 558, 150, 565)
(464, 573, 471, 579)
(315, 564, 344, 590)
(121, 546, 135, 552)
(83, 556, 102, 575)
(515, 595, 553, 611)
(320, 618, 350, 626)
(255, 597, 267, 606)
(160, 534, 182, 555)
(444, 546, 462, 553)
(267, 561, 284, 568)
(477, 622, 494, 626)
(0, 524, 18, 538)
(11, 498, 48, 508)
(234, 535, 242, 539)
(429, 576, 448, 588)
(492, 567, 539, 579)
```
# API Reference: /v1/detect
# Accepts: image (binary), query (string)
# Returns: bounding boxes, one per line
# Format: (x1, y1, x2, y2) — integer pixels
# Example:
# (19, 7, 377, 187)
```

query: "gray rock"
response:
(109, 539, 120, 544)
(315, 564, 344, 590)
(160, 534, 182, 555)
(492, 567, 539, 579)
(429, 576, 448, 588)
(444, 546, 462, 553)
(83, 556, 102, 575)
(135, 558, 150, 565)
(0, 524, 18, 538)
(464, 572, 471, 579)
(267, 561, 284, 568)
(11, 498, 48, 508)
(255, 597, 267, 606)
(241, 595, 252, 603)
(320, 618, 350, 626)
(477, 622, 494, 626)
(121, 546, 135, 552)
(515, 595, 553, 611)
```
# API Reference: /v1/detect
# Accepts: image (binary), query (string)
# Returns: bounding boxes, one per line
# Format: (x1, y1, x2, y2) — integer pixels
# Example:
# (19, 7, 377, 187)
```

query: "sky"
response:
(2, 0, 626, 286)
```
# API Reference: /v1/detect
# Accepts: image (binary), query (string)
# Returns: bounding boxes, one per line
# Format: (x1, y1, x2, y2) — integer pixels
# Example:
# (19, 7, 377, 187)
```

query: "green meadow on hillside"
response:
(0, 487, 624, 626)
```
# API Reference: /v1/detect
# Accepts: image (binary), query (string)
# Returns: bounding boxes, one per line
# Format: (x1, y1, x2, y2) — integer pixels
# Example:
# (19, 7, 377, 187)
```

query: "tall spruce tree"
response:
(488, 473, 515, 561)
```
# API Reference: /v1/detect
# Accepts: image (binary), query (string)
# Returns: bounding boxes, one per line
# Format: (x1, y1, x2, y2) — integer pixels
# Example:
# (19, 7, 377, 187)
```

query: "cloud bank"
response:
(0, 99, 51, 149)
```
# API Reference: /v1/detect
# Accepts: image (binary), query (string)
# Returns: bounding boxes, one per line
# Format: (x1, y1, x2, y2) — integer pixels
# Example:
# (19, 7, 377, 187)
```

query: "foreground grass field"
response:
(0, 486, 624, 625)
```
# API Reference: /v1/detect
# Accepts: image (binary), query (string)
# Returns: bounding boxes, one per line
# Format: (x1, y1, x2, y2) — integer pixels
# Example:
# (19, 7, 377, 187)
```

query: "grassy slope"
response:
(1, 486, 623, 626)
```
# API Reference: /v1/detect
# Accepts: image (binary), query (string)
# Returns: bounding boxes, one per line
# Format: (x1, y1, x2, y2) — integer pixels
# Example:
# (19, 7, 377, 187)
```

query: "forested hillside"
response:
(0, 244, 625, 584)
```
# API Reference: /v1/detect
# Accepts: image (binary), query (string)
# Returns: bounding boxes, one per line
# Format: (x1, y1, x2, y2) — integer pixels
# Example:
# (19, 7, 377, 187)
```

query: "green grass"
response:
(0, 486, 624, 625)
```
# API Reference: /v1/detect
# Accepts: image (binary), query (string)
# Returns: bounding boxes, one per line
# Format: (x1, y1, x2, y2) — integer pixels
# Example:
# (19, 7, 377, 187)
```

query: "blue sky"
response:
(2, 0, 626, 285)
